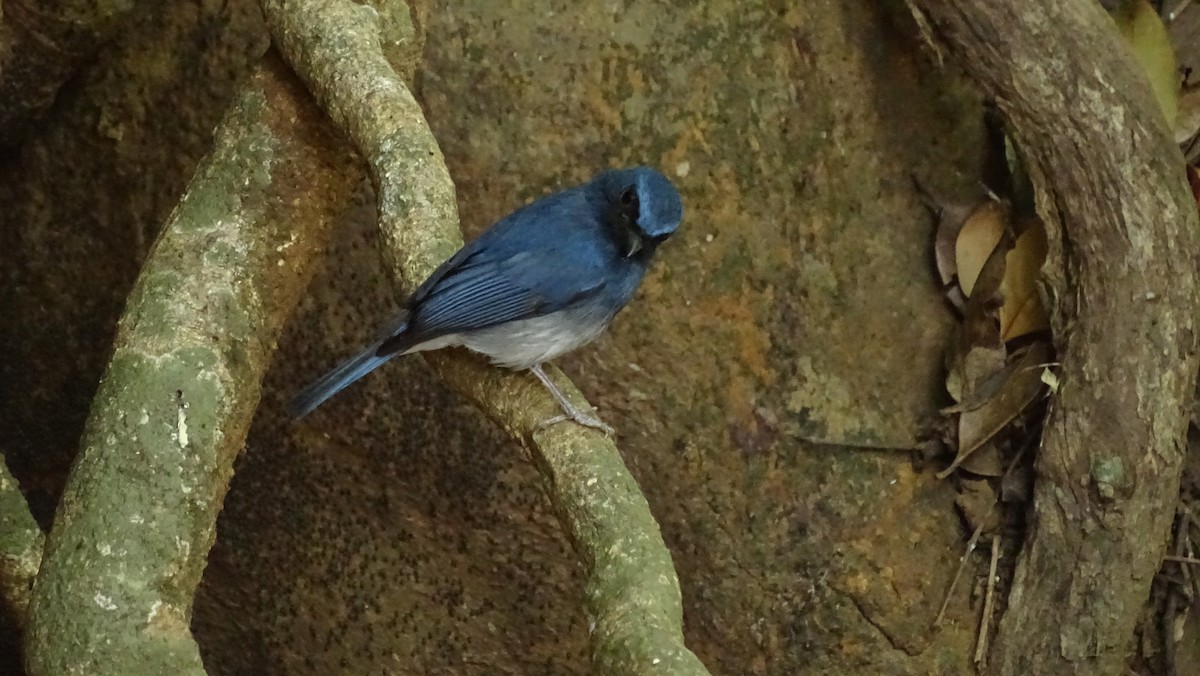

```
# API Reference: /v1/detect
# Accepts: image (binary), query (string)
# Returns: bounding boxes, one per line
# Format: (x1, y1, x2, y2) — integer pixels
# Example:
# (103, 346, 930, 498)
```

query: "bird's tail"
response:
(288, 345, 392, 419)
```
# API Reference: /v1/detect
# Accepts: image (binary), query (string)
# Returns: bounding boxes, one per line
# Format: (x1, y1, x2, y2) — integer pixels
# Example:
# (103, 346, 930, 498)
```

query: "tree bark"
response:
(0, 455, 42, 630)
(23, 53, 360, 675)
(905, 2, 1200, 675)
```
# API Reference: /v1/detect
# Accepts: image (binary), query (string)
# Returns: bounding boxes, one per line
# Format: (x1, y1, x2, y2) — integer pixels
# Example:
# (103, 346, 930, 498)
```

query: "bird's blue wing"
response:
(377, 187, 617, 355)
(401, 245, 608, 344)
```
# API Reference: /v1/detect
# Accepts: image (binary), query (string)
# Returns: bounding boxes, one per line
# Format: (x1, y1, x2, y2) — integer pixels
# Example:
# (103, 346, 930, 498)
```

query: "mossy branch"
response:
(0, 455, 43, 630)
(905, 2, 1200, 675)
(22, 54, 360, 675)
(262, 1, 710, 673)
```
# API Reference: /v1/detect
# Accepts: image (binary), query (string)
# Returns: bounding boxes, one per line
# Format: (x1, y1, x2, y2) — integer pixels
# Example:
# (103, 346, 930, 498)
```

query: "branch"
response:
(0, 454, 43, 630)
(905, 2, 1200, 675)
(0, 0, 139, 146)
(262, 1, 710, 673)
(23, 54, 361, 674)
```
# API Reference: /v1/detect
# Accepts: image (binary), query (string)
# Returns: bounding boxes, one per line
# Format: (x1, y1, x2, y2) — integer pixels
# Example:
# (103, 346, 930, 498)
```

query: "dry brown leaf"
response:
(945, 224, 1009, 403)
(1000, 218, 1049, 340)
(939, 341, 1052, 479)
(955, 477, 1001, 532)
(943, 345, 1031, 414)
(935, 199, 979, 287)
(955, 200, 1008, 297)
(958, 442, 1006, 478)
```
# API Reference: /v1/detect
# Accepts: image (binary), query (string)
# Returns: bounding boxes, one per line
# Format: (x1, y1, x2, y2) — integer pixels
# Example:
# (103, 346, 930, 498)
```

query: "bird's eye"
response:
(620, 188, 637, 206)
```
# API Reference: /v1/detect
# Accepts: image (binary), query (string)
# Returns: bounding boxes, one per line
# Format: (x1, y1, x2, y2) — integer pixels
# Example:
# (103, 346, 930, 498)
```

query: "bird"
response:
(289, 166, 683, 434)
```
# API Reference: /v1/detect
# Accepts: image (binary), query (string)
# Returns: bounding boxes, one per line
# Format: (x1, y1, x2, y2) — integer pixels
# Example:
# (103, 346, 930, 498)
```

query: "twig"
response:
(975, 535, 1002, 666)
(1167, 0, 1194, 22)
(1164, 554, 1200, 565)
(934, 503, 993, 628)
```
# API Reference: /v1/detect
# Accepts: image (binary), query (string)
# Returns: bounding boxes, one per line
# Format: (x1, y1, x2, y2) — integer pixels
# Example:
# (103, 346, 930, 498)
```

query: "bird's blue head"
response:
(592, 166, 683, 259)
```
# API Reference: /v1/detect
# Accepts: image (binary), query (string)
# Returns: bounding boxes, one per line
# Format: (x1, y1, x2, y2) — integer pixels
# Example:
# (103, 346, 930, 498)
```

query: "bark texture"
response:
(0, 456, 42, 629)
(906, 2, 1200, 674)
(23, 54, 359, 674)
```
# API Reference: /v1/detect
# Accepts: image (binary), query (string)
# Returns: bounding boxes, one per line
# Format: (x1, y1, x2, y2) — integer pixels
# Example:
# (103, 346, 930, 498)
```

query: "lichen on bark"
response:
(22, 53, 360, 674)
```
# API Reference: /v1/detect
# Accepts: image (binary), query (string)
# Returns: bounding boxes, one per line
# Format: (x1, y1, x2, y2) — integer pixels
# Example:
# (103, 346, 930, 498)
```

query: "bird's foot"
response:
(529, 364, 615, 435)
(537, 408, 615, 436)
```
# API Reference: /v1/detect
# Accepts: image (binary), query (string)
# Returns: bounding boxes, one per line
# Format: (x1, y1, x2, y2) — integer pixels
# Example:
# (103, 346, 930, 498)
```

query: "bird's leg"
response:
(529, 364, 614, 435)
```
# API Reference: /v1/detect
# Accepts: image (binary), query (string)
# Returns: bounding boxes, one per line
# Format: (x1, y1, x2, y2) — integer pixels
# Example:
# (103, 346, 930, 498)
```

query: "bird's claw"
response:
(529, 363, 615, 435)
(537, 411, 614, 435)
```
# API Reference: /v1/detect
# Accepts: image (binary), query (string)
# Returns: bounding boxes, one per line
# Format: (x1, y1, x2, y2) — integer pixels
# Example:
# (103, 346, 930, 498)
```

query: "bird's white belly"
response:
(406, 309, 612, 370)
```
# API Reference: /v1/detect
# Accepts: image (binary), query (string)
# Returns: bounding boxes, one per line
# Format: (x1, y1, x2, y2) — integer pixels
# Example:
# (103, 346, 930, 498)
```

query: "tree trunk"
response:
(906, 2, 1200, 674)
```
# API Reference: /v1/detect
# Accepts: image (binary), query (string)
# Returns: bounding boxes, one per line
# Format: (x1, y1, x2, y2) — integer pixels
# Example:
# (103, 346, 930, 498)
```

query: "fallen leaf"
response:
(1000, 219, 1049, 339)
(958, 442, 1006, 478)
(945, 224, 1009, 403)
(955, 478, 1000, 533)
(944, 344, 1033, 414)
(955, 200, 1008, 298)
(934, 199, 979, 287)
(1111, 0, 1179, 126)
(939, 341, 1052, 479)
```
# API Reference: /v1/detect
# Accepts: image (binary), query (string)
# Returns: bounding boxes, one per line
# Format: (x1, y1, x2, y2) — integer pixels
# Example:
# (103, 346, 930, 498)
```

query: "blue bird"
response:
(290, 166, 683, 433)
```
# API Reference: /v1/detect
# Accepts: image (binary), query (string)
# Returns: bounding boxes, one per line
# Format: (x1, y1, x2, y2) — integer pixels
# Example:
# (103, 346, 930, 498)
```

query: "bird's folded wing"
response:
(402, 248, 606, 342)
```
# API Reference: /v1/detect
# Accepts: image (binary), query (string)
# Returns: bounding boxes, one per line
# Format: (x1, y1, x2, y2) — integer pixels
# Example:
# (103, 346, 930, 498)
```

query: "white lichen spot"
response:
(586, 477, 598, 487)
(147, 600, 162, 624)
(180, 484, 193, 495)
(652, 658, 661, 665)
(138, 410, 149, 425)
(175, 536, 190, 557)
(705, 233, 714, 243)
(129, 514, 145, 525)
(99, 543, 112, 556)
(674, 161, 690, 178)
(176, 405, 189, 449)
(94, 593, 117, 611)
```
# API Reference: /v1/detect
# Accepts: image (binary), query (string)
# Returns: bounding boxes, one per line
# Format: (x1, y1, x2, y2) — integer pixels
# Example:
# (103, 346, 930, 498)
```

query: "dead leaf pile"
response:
(933, 195, 1054, 480)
